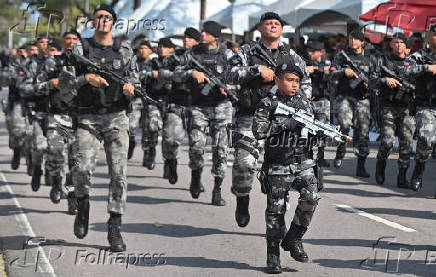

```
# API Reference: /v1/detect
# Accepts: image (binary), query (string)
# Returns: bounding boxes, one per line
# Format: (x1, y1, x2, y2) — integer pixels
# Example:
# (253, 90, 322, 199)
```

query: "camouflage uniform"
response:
(371, 53, 416, 187)
(330, 48, 372, 176)
(253, 89, 319, 270)
(403, 48, 436, 190)
(174, 43, 233, 204)
(59, 37, 138, 214)
(227, 40, 311, 198)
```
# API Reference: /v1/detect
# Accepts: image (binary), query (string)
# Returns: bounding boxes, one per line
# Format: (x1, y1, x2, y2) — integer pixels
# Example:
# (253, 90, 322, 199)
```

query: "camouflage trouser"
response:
(264, 162, 319, 241)
(162, 104, 188, 160)
(7, 101, 27, 149)
(231, 115, 263, 197)
(336, 95, 371, 158)
(31, 113, 48, 166)
(376, 106, 415, 166)
(142, 102, 165, 151)
(414, 107, 436, 162)
(72, 111, 129, 215)
(189, 101, 232, 178)
(312, 98, 331, 148)
(45, 114, 75, 180)
(128, 97, 144, 135)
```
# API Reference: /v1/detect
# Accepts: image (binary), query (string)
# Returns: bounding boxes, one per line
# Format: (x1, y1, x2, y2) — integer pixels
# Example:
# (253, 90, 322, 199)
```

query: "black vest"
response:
(413, 49, 436, 107)
(76, 38, 127, 110)
(378, 53, 410, 107)
(306, 58, 329, 100)
(336, 48, 371, 98)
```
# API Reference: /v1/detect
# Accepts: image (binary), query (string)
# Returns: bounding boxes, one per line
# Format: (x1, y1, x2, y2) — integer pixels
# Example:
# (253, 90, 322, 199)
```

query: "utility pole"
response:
(200, 0, 206, 20)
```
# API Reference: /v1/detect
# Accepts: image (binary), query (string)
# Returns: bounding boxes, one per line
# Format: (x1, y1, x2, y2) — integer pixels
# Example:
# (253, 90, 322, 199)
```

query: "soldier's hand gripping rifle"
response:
(252, 43, 277, 69)
(188, 55, 239, 103)
(339, 50, 369, 90)
(66, 51, 158, 106)
(274, 101, 352, 143)
(380, 65, 415, 101)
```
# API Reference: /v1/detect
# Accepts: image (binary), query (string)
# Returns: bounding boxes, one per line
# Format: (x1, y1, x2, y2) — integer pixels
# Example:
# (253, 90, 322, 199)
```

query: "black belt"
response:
(77, 106, 125, 115)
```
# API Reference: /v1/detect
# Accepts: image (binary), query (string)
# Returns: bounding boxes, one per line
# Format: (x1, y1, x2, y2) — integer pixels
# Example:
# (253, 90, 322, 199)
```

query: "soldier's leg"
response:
(210, 101, 232, 206)
(162, 105, 185, 184)
(282, 167, 319, 263)
(45, 119, 68, 203)
(354, 99, 371, 178)
(188, 106, 208, 199)
(9, 102, 26, 169)
(23, 114, 34, 176)
(72, 115, 101, 239)
(411, 108, 436, 190)
(142, 104, 160, 169)
(66, 128, 78, 215)
(334, 96, 353, 168)
(265, 175, 288, 274)
(31, 119, 47, 191)
(397, 109, 416, 188)
(127, 98, 142, 160)
(375, 107, 396, 184)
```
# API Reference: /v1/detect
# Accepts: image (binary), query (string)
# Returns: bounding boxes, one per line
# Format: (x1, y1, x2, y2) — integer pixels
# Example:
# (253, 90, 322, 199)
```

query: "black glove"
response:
(283, 117, 299, 131)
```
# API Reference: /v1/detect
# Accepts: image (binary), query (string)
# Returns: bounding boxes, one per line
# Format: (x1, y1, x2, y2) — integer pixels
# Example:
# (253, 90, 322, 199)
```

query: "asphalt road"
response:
(0, 91, 435, 276)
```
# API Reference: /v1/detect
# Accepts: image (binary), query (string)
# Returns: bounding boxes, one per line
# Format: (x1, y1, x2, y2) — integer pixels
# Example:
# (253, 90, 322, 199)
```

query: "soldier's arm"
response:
(227, 44, 261, 85)
(173, 50, 194, 83)
(329, 53, 346, 78)
(402, 52, 430, 78)
(17, 61, 41, 98)
(32, 57, 59, 96)
(120, 41, 140, 87)
(58, 42, 88, 94)
(253, 97, 288, 140)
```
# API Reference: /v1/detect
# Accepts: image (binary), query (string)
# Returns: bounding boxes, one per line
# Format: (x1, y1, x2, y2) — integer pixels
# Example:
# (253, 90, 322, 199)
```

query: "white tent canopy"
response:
(203, 0, 278, 36)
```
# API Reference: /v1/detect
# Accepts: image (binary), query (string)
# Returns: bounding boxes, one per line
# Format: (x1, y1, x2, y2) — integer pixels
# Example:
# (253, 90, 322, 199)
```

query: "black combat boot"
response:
(127, 135, 136, 160)
(266, 239, 282, 274)
(410, 161, 426, 191)
(334, 144, 346, 169)
(190, 169, 202, 199)
(11, 148, 20, 170)
(49, 176, 63, 204)
(235, 195, 250, 227)
(163, 159, 170, 179)
(143, 147, 156, 169)
(31, 166, 43, 192)
(74, 195, 89, 239)
(212, 177, 226, 206)
(26, 154, 32, 176)
(397, 162, 410, 189)
(317, 147, 330, 167)
(108, 213, 126, 252)
(168, 159, 178, 184)
(281, 222, 309, 263)
(375, 159, 386, 185)
(67, 191, 78, 215)
(356, 157, 370, 178)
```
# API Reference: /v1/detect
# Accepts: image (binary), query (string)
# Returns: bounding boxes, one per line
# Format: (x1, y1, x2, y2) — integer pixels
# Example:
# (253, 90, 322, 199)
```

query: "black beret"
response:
(428, 23, 436, 32)
(138, 40, 152, 49)
(275, 56, 304, 79)
(158, 38, 176, 48)
(307, 41, 324, 51)
(349, 29, 365, 41)
(36, 34, 49, 42)
(391, 32, 408, 45)
(62, 29, 81, 39)
(202, 21, 222, 38)
(259, 12, 286, 26)
(94, 4, 117, 22)
(184, 27, 201, 42)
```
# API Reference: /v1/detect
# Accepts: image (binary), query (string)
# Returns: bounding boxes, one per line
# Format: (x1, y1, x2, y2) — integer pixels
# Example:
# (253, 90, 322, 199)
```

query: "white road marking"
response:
(336, 204, 417, 233)
(0, 171, 57, 276)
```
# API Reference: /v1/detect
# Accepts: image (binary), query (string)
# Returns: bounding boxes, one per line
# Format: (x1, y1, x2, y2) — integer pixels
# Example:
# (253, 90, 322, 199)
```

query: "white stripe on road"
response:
(336, 204, 417, 233)
(0, 171, 57, 276)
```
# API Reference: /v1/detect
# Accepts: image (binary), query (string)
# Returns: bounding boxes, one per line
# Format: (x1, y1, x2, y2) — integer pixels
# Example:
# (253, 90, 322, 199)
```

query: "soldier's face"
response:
(18, 49, 27, 58)
(36, 38, 49, 55)
(63, 34, 79, 50)
(258, 19, 283, 40)
(49, 47, 62, 56)
(275, 72, 300, 96)
(390, 38, 406, 55)
(307, 49, 322, 61)
(158, 45, 174, 57)
(348, 36, 364, 50)
(183, 36, 198, 49)
(138, 45, 152, 59)
(201, 31, 218, 45)
(93, 11, 114, 33)
(27, 46, 39, 56)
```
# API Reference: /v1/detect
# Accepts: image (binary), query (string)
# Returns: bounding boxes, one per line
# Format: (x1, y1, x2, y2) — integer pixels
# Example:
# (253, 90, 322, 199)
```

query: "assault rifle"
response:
(339, 50, 369, 90)
(380, 65, 415, 101)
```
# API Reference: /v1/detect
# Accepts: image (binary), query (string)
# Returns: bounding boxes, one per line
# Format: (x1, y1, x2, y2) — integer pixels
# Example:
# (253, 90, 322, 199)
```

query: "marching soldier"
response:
(372, 33, 415, 188)
(59, 4, 139, 251)
(403, 24, 436, 192)
(228, 12, 311, 226)
(174, 21, 233, 205)
(306, 40, 331, 167)
(253, 59, 319, 274)
(330, 30, 372, 178)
